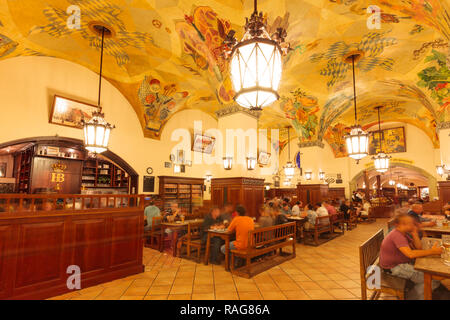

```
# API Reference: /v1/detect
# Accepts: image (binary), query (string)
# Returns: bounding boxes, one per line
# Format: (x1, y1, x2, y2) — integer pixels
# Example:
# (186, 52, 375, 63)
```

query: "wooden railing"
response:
(0, 193, 145, 216)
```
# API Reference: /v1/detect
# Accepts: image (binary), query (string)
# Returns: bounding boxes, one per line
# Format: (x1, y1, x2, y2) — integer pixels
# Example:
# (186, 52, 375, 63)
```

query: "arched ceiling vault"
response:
(0, 0, 448, 149)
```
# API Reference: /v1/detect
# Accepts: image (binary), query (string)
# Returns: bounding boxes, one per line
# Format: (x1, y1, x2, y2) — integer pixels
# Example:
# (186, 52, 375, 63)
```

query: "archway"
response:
(349, 162, 438, 199)
(0, 136, 139, 193)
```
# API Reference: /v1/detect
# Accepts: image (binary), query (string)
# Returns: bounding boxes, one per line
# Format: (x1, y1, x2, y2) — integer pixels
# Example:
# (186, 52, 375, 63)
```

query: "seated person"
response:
(315, 202, 330, 225)
(258, 206, 274, 228)
(340, 200, 351, 220)
(291, 201, 301, 216)
(273, 207, 289, 225)
(163, 202, 182, 222)
(220, 203, 235, 223)
(360, 200, 371, 218)
(144, 199, 161, 231)
(281, 202, 292, 215)
(220, 205, 254, 254)
(201, 207, 224, 265)
(379, 211, 443, 300)
(408, 203, 436, 229)
(301, 204, 317, 230)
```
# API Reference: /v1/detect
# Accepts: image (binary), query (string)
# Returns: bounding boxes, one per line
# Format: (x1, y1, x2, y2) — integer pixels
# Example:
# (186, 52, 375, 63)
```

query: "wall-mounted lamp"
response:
(205, 174, 212, 182)
(305, 171, 312, 180)
(265, 185, 271, 191)
(246, 157, 256, 170)
(318, 172, 325, 180)
(223, 157, 233, 170)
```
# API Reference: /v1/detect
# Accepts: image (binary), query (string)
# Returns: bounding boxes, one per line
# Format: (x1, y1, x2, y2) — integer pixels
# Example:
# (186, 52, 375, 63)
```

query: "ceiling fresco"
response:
(0, 0, 448, 153)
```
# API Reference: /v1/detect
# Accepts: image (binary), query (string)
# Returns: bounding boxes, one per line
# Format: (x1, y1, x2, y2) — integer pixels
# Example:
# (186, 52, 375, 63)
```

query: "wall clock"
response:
(146, 167, 153, 174)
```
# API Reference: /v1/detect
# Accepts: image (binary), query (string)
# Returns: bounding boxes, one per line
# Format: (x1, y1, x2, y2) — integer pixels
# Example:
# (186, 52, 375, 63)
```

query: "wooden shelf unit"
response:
(15, 146, 33, 193)
(82, 158, 130, 190)
(158, 176, 204, 214)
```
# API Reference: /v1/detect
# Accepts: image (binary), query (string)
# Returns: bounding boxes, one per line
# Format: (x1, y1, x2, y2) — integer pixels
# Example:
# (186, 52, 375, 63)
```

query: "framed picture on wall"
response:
(50, 95, 100, 129)
(177, 150, 185, 164)
(369, 127, 406, 155)
(192, 134, 216, 154)
(0, 162, 6, 177)
(258, 151, 271, 165)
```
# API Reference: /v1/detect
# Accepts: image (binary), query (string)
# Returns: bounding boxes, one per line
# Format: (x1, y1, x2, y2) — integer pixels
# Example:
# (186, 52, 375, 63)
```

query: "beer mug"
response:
(442, 235, 450, 267)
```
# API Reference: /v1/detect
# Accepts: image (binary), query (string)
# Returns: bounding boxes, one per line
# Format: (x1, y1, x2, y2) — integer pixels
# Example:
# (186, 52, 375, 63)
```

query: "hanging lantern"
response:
(372, 106, 391, 172)
(223, 157, 233, 170)
(343, 52, 369, 161)
(246, 157, 256, 170)
(83, 24, 115, 154)
(283, 162, 295, 178)
(83, 111, 113, 153)
(225, 0, 289, 110)
(436, 165, 445, 176)
(389, 179, 395, 186)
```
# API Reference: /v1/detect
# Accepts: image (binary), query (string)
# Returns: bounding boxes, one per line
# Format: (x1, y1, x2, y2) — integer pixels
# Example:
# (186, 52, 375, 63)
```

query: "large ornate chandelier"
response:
(343, 52, 369, 162)
(224, 0, 289, 110)
(83, 24, 115, 154)
(373, 106, 391, 173)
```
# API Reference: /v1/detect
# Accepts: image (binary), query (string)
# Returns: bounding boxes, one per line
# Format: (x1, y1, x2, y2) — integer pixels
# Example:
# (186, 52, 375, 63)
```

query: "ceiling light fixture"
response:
(343, 51, 369, 162)
(283, 127, 295, 178)
(373, 106, 391, 173)
(224, 0, 289, 110)
(83, 24, 115, 154)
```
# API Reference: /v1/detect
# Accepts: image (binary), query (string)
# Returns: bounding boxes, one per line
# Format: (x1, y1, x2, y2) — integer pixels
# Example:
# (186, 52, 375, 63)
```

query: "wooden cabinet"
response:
(265, 188, 297, 201)
(297, 184, 329, 205)
(328, 187, 346, 199)
(438, 181, 450, 205)
(211, 177, 264, 218)
(158, 176, 204, 214)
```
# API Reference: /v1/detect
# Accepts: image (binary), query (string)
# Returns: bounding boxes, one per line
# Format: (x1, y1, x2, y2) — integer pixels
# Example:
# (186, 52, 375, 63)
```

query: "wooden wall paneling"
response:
(13, 219, 68, 296)
(297, 184, 329, 205)
(0, 224, 16, 299)
(110, 214, 142, 269)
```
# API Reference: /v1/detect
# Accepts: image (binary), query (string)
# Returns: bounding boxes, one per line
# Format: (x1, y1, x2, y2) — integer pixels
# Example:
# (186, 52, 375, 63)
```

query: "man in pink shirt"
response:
(380, 211, 443, 299)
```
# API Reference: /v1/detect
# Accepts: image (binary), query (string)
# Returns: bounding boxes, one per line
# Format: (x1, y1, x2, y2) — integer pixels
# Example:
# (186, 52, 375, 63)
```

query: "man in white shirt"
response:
(292, 201, 301, 216)
(315, 202, 330, 224)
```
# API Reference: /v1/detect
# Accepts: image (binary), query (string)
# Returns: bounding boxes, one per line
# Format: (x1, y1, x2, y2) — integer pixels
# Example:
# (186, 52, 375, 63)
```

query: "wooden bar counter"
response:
(0, 194, 145, 300)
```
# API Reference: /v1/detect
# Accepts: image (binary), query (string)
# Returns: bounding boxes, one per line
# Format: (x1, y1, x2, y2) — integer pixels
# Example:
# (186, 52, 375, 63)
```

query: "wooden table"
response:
(422, 226, 450, 237)
(204, 229, 233, 271)
(160, 219, 203, 256)
(286, 216, 306, 241)
(414, 255, 450, 300)
(204, 223, 261, 271)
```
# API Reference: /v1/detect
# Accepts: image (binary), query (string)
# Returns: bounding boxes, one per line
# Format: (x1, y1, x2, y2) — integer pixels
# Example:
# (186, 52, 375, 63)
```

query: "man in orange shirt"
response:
(220, 205, 254, 254)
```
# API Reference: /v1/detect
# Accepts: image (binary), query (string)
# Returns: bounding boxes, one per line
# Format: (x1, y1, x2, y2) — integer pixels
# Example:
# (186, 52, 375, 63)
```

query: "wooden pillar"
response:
(376, 175, 382, 197)
(363, 170, 370, 200)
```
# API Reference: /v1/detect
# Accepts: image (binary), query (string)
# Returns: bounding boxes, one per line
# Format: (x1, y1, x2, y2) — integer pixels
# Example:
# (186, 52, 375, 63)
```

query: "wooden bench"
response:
(359, 229, 409, 300)
(177, 220, 203, 262)
(303, 216, 334, 246)
(144, 216, 163, 250)
(230, 222, 296, 278)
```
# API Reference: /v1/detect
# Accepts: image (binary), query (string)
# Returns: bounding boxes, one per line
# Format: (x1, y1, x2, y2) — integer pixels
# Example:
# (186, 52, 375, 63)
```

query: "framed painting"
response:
(192, 134, 216, 154)
(50, 95, 100, 129)
(258, 151, 271, 165)
(369, 127, 406, 155)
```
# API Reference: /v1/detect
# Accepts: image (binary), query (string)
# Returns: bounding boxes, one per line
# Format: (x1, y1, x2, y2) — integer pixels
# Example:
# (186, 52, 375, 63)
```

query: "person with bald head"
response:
(408, 203, 436, 229)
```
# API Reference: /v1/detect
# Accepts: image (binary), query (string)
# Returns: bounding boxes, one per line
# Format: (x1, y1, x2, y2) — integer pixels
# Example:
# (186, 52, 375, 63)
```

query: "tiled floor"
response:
(51, 219, 393, 300)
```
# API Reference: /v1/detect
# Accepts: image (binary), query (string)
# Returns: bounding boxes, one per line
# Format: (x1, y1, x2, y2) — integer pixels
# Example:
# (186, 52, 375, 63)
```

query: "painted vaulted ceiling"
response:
(0, 0, 449, 157)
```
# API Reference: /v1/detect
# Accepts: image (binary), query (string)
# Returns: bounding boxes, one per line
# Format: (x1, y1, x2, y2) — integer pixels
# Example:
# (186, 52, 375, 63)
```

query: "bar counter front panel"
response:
(0, 208, 144, 300)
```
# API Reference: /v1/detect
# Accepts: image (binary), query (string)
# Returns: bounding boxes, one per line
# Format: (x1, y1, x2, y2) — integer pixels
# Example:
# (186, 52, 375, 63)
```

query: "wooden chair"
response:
(230, 222, 296, 278)
(387, 218, 396, 233)
(359, 207, 376, 224)
(331, 211, 345, 235)
(359, 229, 408, 300)
(144, 216, 163, 250)
(303, 216, 333, 246)
(177, 220, 203, 262)
(345, 210, 358, 230)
